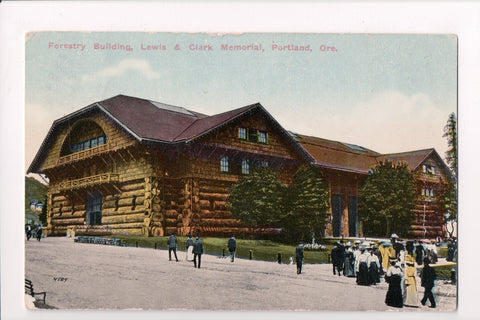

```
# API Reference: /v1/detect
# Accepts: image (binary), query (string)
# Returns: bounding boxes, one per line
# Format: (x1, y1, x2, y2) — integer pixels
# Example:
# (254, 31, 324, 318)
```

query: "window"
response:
(242, 159, 250, 174)
(423, 164, 436, 176)
(261, 161, 269, 167)
(86, 192, 103, 225)
(70, 135, 108, 154)
(258, 131, 268, 144)
(239, 127, 268, 144)
(238, 128, 247, 140)
(220, 157, 229, 173)
(423, 187, 435, 198)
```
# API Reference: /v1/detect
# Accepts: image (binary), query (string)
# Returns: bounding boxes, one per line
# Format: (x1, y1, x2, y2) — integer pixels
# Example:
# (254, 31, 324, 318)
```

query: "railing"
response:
(420, 173, 438, 182)
(51, 173, 119, 193)
(57, 143, 112, 166)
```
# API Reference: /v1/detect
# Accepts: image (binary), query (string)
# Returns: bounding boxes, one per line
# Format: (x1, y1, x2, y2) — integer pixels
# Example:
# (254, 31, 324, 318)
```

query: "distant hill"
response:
(25, 176, 48, 224)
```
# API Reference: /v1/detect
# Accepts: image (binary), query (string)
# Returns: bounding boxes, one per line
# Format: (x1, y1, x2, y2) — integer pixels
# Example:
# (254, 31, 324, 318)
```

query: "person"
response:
(415, 240, 426, 266)
(36, 225, 43, 241)
(404, 242, 419, 307)
(331, 241, 344, 276)
(373, 244, 384, 279)
(25, 223, 32, 241)
(391, 234, 404, 258)
(167, 233, 178, 262)
(193, 236, 204, 269)
(186, 234, 194, 261)
(385, 259, 404, 308)
(421, 257, 437, 308)
(228, 234, 237, 262)
(367, 247, 380, 285)
(343, 243, 355, 277)
(356, 246, 369, 285)
(296, 242, 304, 274)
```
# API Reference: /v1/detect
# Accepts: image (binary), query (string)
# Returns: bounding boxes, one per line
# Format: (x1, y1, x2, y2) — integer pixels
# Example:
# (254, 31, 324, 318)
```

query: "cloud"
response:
(81, 59, 161, 83)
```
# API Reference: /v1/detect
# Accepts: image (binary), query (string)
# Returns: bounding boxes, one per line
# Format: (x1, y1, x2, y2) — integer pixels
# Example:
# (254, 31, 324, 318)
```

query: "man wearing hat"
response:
(296, 242, 304, 274)
(193, 236, 204, 269)
(331, 241, 345, 276)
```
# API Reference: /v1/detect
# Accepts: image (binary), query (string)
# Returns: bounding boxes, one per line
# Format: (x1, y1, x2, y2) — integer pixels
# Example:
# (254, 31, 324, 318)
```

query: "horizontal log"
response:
(199, 192, 228, 201)
(121, 182, 145, 192)
(199, 200, 210, 209)
(53, 195, 67, 202)
(106, 222, 145, 229)
(213, 201, 226, 210)
(102, 213, 146, 224)
(51, 217, 85, 225)
(165, 210, 178, 218)
(200, 219, 241, 227)
(102, 207, 146, 216)
(118, 198, 135, 207)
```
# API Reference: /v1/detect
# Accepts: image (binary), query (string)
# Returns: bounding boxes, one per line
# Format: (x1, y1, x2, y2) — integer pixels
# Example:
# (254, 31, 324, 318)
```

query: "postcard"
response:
(3, 2, 479, 320)
(23, 31, 458, 313)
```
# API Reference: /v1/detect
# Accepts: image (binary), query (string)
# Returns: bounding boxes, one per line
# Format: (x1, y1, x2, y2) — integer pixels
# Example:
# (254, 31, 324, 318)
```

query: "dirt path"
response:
(25, 237, 456, 311)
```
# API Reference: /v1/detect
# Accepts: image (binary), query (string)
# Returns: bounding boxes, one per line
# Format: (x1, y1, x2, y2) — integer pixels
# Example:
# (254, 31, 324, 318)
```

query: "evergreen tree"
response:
(282, 165, 330, 242)
(227, 167, 284, 231)
(442, 112, 458, 224)
(443, 112, 457, 178)
(359, 160, 416, 238)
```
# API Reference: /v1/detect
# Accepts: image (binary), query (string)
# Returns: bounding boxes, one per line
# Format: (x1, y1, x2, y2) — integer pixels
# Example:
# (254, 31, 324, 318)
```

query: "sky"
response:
(25, 32, 457, 175)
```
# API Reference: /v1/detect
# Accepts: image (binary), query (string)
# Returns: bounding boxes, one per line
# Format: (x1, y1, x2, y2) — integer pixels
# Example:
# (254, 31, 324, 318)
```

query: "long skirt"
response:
(356, 262, 369, 285)
(368, 262, 380, 284)
(404, 277, 419, 307)
(344, 256, 355, 277)
(385, 275, 403, 308)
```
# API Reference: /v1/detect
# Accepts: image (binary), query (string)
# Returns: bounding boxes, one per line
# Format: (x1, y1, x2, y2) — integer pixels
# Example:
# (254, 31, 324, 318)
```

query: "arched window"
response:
(61, 120, 108, 156)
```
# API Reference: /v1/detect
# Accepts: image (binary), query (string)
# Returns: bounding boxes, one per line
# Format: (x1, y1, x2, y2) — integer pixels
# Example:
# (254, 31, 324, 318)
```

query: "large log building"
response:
(28, 95, 453, 238)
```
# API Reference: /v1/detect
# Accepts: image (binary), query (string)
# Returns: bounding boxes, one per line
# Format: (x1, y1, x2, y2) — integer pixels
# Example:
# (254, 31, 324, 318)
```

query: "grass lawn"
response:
(111, 235, 331, 264)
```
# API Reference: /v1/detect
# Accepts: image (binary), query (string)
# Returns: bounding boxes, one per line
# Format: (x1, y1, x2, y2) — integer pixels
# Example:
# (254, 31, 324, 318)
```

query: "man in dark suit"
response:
(421, 257, 437, 308)
(228, 235, 237, 262)
(193, 236, 204, 269)
(167, 233, 178, 262)
(296, 242, 304, 274)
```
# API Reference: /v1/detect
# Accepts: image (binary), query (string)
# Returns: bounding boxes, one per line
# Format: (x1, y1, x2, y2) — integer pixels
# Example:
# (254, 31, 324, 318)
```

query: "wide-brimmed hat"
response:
(391, 233, 400, 239)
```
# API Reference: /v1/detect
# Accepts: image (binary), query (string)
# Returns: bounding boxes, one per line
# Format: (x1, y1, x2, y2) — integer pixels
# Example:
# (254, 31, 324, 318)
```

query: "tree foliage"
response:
(227, 167, 285, 229)
(443, 112, 457, 178)
(227, 165, 330, 242)
(359, 160, 416, 238)
(442, 112, 458, 222)
(282, 165, 330, 241)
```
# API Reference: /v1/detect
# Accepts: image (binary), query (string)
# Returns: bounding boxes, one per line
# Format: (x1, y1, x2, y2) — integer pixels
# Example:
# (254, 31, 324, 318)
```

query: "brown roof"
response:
(293, 134, 380, 174)
(28, 95, 451, 179)
(376, 149, 435, 171)
(99, 95, 206, 142)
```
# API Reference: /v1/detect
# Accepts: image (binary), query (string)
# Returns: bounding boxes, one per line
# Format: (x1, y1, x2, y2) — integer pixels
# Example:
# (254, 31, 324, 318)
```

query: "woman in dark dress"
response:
(356, 247, 370, 285)
(385, 259, 404, 308)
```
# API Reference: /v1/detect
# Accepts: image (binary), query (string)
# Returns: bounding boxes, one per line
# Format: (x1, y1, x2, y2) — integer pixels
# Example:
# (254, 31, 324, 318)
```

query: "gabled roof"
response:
(377, 148, 454, 180)
(28, 94, 453, 181)
(376, 149, 436, 171)
(28, 95, 313, 173)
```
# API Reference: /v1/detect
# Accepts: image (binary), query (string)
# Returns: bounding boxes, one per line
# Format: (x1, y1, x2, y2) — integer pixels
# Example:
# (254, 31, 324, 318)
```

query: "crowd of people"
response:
(25, 223, 43, 241)
(329, 234, 445, 308)
(27, 224, 451, 309)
